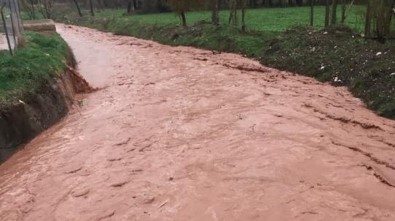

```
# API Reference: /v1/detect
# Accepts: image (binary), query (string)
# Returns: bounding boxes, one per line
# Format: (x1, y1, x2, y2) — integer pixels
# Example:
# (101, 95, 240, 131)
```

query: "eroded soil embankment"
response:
(0, 53, 91, 162)
(0, 24, 395, 221)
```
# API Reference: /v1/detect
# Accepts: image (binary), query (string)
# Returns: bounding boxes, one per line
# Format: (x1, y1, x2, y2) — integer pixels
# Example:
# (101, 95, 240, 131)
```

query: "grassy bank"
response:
(57, 7, 394, 119)
(263, 26, 395, 118)
(0, 32, 70, 106)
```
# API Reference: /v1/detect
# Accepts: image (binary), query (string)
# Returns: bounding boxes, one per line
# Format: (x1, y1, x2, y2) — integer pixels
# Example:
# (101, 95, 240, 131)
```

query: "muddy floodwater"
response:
(1, 24, 395, 221)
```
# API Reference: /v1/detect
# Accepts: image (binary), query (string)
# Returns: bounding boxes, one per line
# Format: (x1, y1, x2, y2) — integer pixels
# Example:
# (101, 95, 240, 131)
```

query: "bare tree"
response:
(37, 0, 54, 19)
(72, 0, 83, 17)
(21, 0, 36, 19)
(365, 0, 394, 41)
(166, 0, 202, 27)
(229, 0, 247, 30)
(229, 0, 237, 25)
(341, 0, 355, 23)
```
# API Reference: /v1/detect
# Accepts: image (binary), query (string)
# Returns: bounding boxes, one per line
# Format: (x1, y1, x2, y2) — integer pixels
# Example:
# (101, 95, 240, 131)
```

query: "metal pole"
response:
(7, 0, 17, 46)
(13, 0, 23, 33)
(10, 0, 19, 35)
(1, 4, 13, 55)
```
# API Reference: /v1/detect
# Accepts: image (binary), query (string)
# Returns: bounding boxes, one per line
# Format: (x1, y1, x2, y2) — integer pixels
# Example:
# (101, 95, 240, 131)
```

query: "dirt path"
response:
(1, 24, 395, 221)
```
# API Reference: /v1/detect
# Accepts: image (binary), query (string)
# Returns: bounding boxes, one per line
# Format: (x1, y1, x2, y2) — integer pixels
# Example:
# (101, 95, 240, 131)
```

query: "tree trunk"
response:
(73, 0, 83, 17)
(29, 0, 35, 19)
(331, 0, 338, 25)
(212, 0, 220, 25)
(325, 0, 330, 27)
(365, 0, 372, 38)
(264, 0, 273, 7)
(180, 11, 187, 27)
(89, 0, 95, 16)
(310, 0, 314, 26)
(390, 0, 395, 23)
(132, 0, 137, 9)
(296, 0, 303, 6)
(241, 2, 246, 31)
(376, 0, 393, 41)
(250, 0, 258, 7)
(229, 0, 238, 26)
(233, 7, 238, 26)
(127, 0, 132, 14)
(340, 0, 347, 24)
(96, 0, 104, 10)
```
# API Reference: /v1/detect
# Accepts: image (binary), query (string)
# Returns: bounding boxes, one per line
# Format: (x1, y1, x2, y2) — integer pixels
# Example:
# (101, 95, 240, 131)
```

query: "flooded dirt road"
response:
(1, 24, 395, 221)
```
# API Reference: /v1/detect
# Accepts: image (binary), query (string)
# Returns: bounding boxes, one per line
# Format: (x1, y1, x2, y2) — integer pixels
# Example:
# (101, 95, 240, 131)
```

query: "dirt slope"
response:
(1, 24, 395, 221)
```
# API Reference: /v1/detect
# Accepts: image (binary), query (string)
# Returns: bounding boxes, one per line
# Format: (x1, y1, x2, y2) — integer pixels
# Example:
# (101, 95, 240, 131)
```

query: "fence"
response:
(0, 0, 23, 55)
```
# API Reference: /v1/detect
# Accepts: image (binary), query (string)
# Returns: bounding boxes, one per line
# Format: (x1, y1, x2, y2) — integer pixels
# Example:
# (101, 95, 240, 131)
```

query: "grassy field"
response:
(0, 32, 69, 105)
(59, 5, 367, 32)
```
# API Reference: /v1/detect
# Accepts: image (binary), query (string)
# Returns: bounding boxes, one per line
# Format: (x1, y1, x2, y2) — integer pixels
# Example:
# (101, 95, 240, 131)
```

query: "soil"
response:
(0, 24, 395, 221)
(0, 66, 75, 162)
(0, 45, 91, 162)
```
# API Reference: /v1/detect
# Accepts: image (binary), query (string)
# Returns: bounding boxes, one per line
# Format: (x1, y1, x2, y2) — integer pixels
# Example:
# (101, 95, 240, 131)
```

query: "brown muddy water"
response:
(0, 24, 395, 221)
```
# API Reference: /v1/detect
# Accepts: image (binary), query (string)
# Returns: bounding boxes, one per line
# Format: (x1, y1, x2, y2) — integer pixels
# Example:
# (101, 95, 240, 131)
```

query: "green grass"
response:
(0, 32, 69, 105)
(109, 6, 365, 30)
(77, 5, 366, 32)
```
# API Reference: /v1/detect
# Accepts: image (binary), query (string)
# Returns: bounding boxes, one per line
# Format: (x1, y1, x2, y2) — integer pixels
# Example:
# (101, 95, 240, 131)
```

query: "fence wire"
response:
(0, 0, 23, 55)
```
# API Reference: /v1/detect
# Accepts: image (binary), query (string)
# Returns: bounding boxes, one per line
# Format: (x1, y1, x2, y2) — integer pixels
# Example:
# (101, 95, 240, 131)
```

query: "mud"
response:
(0, 24, 395, 221)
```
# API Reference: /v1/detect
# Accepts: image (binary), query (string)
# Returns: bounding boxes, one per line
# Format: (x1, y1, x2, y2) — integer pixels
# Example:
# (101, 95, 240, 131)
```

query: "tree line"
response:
(20, 0, 395, 41)
(165, 0, 394, 41)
